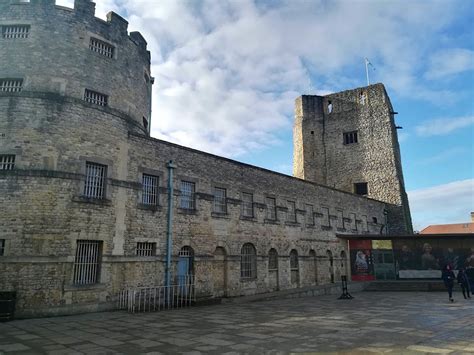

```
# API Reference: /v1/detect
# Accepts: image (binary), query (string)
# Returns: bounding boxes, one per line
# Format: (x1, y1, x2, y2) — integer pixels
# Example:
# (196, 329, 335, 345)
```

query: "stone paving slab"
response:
(0, 292, 473, 354)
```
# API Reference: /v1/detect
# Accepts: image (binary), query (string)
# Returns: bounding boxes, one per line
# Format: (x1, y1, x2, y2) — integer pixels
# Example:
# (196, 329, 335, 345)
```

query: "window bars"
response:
(89, 37, 114, 58)
(241, 192, 253, 217)
(180, 181, 195, 209)
(136, 242, 156, 257)
(2, 25, 30, 39)
(213, 187, 226, 213)
(240, 243, 257, 279)
(142, 174, 158, 205)
(83, 162, 106, 199)
(343, 131, 358, 145)
(0, 79, 23, 93)
(84, 89, 108, 106)
(268, 249, 278, 271)
(287, 200, 296, 222)
(0, 155, 15, 170)
(73, 240, 102, 285)
(266, 197, 276, 220)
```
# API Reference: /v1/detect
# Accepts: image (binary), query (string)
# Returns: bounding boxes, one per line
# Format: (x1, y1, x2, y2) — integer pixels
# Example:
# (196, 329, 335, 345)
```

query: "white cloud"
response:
(425, 48, 474, 80)
(419, 147, 467, 165)
(415, 116, 474, 136)
(408, 179, 474, 231)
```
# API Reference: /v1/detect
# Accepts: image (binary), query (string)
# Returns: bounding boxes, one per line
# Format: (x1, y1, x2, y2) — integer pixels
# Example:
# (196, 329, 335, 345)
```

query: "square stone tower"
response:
(293, 83, 413, 234)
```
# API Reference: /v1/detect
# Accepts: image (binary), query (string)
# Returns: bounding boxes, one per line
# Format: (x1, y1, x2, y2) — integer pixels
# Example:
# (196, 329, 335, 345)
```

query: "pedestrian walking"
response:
(442, 264, 455, 302)
(457, 268, 471, 299)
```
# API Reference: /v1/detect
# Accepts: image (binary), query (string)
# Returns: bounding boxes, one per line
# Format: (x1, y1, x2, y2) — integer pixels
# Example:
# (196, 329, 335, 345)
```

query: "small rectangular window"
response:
(2, 25, 30, 39)
(84, 162, 107, 199)
(213, 187, 227, 214)
(73, 240, 102, 285)
(136, 242, 156, 256)
(180, 181, 195, 210)
(0, 79, 23, 93)
(142, 174, 158, 205)
(0, 239, 5, 256)
(241, 192, 253, 217)
(305, 204, 314, 225)
(0, 155, 15, 170)
(354, 182, 368, 196)
(343, 131, 358, 145)
(287, 200, 296, 222)
(84, 89, 108, 107)
(89, 37, 114, 58)
(266, 197, 276, 220)
(322, 207, 330, 226)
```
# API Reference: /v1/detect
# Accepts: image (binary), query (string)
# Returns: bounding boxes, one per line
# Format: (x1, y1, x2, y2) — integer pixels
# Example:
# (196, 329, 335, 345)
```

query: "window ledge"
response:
(64, 283, 107, 292)
(240, 277, 257, 282)
(264, 219, 279, 225)
(72, 196, 112, 206)
(211, 212, 229, 219)
(285, 221, 300, 227)
(240, 215, 257, 222)
(321, 225, 332, 231)
(305, 224, 316, 228)
(178, 208, 197, 215)
(137, 203, 161, 212)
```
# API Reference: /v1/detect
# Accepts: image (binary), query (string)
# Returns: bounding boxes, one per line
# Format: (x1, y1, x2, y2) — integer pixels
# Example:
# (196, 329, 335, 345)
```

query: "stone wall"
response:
(293, 84, 412, 234)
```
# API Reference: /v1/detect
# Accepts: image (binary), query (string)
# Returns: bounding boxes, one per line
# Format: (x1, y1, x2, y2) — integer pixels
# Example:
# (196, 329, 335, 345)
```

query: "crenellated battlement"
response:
(0, 0, 153, 134)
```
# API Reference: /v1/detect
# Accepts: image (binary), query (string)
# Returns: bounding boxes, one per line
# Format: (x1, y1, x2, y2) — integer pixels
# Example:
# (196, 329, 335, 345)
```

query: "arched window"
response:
(268, 248, 278, 271)
(241, 243, 257, 279)
(290, 249, 299, 286)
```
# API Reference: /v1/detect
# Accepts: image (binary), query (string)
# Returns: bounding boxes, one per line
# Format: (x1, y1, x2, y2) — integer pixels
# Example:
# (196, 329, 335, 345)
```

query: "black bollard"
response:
(338, 275, 354, 299)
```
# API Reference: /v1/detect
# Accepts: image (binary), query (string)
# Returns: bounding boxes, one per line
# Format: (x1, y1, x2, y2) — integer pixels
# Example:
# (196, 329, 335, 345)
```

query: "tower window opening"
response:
(2, 25, 30, 39)
(84, 89, 108, 107)
(0, 79, 23, 93)
(310, 131, 314, 135)
(354, 182, 368, 196)
(343, 131, 358, 145)
(327, 100, 333, 113)
(359, 92, 366, 105)
(89, 37, 114, 58)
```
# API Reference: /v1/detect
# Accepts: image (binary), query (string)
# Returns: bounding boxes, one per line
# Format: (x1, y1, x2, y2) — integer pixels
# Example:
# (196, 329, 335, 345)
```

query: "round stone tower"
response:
(0, 0, 153, 316)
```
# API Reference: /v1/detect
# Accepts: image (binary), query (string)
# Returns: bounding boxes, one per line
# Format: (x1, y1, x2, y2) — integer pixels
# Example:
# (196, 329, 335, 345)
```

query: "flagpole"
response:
(365, 58, 370, 86)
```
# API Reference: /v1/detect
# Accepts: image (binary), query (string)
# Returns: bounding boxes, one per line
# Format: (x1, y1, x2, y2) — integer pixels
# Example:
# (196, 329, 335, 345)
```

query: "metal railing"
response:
(118, 275, 195, 313)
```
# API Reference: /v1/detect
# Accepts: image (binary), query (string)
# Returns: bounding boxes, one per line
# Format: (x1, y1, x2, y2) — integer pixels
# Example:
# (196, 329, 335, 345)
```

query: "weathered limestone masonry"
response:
(293, 86, 413, 235)
(0, 0, 409, 318)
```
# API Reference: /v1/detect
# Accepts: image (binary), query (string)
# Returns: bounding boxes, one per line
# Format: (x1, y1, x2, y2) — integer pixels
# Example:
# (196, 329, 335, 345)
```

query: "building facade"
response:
(0, 0, 412, 318)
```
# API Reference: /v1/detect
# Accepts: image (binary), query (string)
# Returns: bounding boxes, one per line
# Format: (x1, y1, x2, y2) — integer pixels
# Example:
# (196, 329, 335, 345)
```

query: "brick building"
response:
(0, 0, 412, 317)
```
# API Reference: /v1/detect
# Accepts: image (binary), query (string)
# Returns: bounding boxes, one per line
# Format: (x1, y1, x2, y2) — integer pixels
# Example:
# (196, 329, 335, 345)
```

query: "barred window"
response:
(2, 25, 30, 39)
(287, 200, 296, 222)
(180, 181, 195, 210)
(290, 249, 299, 270)
(0, 79, 23, 93)
(241, 192, 253, 217)
(89, 37, 114, 58)
(84, 162, 107, 199)
(241, 243, 257, 279)
(0, 239, 5, 256)
(142, 174, 158, 205)
(305, 204, 314, 225)
(213, 187, 227, 213)
(266, 197, 276, 220)
(343, 131, 358, 145)
(0, 155, 15, 170)
(73, 240, 102, 285)
(84, 89, 108, 106)
(136, 242, 156, 256)
(268, 248, 278, 271)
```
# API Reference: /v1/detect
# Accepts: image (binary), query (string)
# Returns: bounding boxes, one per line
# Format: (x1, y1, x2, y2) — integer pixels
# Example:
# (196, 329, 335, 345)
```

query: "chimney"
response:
(471, 212, 474, 222)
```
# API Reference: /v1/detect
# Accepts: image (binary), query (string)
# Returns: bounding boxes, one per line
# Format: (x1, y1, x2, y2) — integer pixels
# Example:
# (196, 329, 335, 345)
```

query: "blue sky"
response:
(60, 0, 474, 231)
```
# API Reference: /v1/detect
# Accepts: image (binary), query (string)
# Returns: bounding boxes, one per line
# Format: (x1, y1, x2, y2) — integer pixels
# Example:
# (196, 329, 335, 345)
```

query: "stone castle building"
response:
(0, 0, 412, 317)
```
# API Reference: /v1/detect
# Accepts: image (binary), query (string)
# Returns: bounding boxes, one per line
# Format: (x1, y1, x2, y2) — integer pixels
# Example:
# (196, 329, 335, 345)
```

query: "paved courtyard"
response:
(0, 291, 473, 354)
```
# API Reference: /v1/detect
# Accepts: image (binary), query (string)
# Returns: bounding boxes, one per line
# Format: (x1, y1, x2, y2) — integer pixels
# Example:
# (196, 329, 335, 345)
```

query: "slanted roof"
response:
(419, 223, 474, 235)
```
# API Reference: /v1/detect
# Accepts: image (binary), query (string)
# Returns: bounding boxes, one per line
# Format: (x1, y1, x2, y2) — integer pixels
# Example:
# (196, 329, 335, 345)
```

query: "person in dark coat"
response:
(457, 268, 471, 299)
(442, 264, 456, 302)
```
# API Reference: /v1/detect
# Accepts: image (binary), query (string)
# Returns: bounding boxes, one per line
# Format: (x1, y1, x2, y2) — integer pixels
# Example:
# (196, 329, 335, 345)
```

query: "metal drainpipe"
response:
(165, 160, 176, 288)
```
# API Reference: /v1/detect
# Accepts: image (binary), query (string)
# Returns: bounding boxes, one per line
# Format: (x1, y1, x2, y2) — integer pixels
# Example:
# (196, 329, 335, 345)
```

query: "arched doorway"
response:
(327, 250, 334, 283)
(213, 247, 227, 297)
(290, 249, 299, 288)
(268, 248, 279, 291)
(178, 246, 194, 284)
(309, 249, 317, 284)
